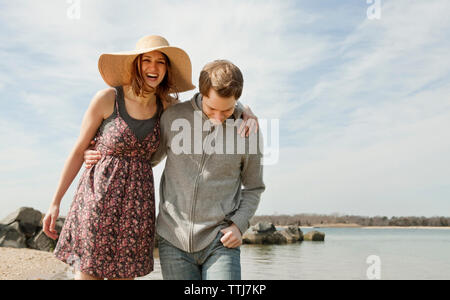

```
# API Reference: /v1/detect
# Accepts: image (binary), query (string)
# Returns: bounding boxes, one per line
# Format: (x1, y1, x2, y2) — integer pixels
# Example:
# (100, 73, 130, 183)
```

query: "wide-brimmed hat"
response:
(98, 35, 196, 93)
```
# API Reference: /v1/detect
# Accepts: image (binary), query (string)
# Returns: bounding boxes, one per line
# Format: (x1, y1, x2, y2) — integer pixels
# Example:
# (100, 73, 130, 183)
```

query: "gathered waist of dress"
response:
(96, 146, 153, 161)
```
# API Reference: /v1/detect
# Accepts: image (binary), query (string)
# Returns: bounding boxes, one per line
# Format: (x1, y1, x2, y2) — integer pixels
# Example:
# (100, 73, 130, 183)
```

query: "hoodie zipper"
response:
(188, 126, 214, 252)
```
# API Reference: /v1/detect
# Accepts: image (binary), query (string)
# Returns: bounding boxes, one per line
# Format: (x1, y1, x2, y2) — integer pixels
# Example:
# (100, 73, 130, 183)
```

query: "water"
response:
(139, 228, 450, 280)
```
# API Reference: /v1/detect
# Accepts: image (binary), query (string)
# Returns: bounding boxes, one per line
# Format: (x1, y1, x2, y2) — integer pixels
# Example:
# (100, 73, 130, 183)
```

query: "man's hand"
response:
(220, 223, 242, 248)
(84, 140, 101, 169)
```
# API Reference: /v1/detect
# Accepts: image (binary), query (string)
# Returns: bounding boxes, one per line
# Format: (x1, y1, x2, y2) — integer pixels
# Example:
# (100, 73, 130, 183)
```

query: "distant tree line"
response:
(250, 214, 450, 227)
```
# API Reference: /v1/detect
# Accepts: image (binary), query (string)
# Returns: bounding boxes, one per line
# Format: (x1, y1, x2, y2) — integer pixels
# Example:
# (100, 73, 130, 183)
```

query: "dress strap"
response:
(114, 86, 124, 118)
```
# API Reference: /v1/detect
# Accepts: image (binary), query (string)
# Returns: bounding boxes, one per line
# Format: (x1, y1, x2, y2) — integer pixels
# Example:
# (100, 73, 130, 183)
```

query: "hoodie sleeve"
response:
(229, 131, 266, 234)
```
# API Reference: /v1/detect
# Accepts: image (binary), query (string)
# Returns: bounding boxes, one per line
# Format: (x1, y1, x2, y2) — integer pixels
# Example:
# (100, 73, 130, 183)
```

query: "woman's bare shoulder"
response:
(94, 87, 116, 102)
(92, 87, 116, 119)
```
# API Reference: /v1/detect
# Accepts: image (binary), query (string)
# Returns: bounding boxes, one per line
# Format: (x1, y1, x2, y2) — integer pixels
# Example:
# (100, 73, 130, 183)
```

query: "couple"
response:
(42, 35, 265, 280)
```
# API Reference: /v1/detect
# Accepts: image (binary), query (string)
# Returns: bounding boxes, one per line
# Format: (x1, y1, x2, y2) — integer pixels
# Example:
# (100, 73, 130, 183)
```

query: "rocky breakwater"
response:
(303, 230, 325, 241)
(0, 207, 65, 252)
(242, 222, 325, 244)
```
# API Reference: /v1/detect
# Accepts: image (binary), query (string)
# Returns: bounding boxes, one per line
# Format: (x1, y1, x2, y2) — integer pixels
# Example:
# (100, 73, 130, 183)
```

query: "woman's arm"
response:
(43, 88, 115, 239)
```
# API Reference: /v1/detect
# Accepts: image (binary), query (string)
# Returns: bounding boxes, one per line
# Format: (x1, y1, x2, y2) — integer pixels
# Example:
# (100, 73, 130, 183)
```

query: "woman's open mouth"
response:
(146, 73, 159, 81)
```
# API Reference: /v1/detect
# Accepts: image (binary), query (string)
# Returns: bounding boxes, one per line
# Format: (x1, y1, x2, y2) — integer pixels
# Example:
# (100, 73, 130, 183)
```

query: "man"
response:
(153, 60, 265, 280)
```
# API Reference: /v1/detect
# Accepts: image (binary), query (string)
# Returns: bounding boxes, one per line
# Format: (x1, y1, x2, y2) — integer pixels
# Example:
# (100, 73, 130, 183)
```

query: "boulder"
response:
(262, 231, 287, 244)
(27, 229, 57, 252)
(279, 226, 304, 243)
(0, 221, 27, 248)
(242, 223, 303, 245)
(55, 217, 66, 234)
(1, 207, 42, 238)
(242, 230, 287, 245)
(303, 230, 325, 241)
(253, 222, 276, 234)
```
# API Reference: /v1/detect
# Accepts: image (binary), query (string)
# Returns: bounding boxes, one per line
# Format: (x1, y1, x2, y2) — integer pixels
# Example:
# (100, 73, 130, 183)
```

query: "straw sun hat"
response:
(98, 35, 196, 93)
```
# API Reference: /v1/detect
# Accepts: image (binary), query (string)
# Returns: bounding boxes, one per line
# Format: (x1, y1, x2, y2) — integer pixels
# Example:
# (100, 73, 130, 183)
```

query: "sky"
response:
(0, 0, 449, 220)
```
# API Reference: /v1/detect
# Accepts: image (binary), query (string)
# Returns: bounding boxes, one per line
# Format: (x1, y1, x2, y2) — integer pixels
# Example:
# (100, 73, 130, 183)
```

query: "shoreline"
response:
(360, 226, 450, 230)
(276, 224, 450, 229)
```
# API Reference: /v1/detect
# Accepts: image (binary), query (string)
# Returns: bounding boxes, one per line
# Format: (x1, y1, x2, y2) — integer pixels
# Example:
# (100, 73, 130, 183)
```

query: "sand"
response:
(0, 247, 70, 280)
(0, 247, 162, 280)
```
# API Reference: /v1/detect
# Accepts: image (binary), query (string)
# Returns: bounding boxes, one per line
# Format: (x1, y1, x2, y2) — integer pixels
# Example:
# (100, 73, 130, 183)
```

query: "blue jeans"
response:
(158, 232, 241, 280)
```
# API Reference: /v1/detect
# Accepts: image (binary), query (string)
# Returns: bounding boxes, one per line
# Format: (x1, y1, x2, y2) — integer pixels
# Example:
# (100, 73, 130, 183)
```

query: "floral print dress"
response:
(54, 86, 161, 278)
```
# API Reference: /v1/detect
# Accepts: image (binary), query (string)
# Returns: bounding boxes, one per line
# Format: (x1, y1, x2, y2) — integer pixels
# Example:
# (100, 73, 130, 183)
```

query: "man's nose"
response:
(215, 113, 226, 122)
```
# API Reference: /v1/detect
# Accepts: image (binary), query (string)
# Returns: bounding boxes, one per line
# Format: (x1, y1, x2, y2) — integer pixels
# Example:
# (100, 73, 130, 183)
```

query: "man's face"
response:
(202, 88, 236, 125)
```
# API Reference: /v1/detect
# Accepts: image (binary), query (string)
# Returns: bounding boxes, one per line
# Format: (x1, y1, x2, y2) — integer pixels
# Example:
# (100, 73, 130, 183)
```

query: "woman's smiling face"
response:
(140, 50, 167, 89)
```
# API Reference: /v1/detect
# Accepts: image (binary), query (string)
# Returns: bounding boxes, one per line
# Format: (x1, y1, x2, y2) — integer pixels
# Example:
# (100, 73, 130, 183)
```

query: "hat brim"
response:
(98, 46, 196, 93)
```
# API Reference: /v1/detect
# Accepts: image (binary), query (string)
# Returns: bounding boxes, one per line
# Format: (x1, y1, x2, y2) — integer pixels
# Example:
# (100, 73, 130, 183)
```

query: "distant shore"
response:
(277, 224, 450, 229)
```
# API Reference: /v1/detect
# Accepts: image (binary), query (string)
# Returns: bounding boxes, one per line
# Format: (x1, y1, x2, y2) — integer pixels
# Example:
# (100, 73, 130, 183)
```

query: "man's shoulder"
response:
(162, 99, 194, 120)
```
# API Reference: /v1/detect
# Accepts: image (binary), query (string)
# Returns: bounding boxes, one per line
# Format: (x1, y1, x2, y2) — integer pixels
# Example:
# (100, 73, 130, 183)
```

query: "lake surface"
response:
(139, 227, 450, 280)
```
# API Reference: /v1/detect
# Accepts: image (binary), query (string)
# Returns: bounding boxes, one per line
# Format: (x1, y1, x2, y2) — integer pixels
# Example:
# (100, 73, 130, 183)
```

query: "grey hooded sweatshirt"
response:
(151, 93, 265, 253)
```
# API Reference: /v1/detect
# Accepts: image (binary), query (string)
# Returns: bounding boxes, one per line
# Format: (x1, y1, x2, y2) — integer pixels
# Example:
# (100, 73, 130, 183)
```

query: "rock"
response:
(242, 223, 304, 245)
(242, 232, 264, 244)
(55, 218, 66, 234)
(303, 230, 325, 241)
(0, 222, 27, 248)
(253, 222, 276, 234)
(263, 231, 287, 244)
(287, 226, 304, 241)
(27, 230, 56, 252)
(1, 207, 42, 238)
(279, 226, 304, 243)
(243, 230, 287, 245)
(1, 207, 43, 226)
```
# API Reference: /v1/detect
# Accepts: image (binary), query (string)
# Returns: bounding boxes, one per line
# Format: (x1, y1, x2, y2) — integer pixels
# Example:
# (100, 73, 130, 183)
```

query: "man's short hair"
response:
(199, 60, 244, 100)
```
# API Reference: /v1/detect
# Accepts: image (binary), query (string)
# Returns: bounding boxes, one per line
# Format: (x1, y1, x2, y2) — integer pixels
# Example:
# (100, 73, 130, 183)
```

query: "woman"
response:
(43, 35, 257, 280)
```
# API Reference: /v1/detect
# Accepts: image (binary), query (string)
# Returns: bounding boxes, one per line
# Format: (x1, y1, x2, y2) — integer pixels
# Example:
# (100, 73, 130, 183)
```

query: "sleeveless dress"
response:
(54, 86, 162, 279)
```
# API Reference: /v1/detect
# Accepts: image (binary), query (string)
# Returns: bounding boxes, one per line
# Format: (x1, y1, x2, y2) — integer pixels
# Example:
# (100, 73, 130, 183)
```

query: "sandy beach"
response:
(0, 247, 70, 280)
(0, 247, 162, 280)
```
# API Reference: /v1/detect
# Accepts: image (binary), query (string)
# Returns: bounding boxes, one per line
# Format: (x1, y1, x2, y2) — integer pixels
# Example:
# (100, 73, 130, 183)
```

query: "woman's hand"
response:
(42, 204, 60, 240)
(239, 104, 259, 137)
(84, 140, 101, 169)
